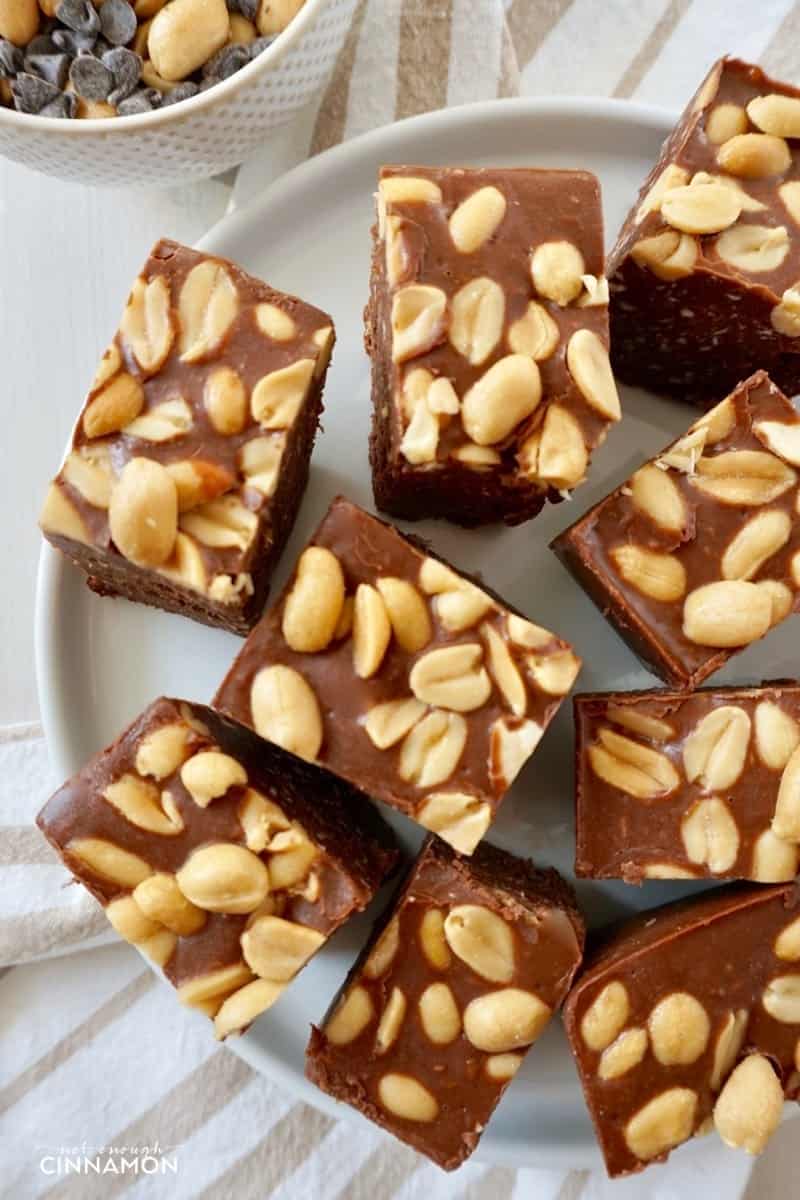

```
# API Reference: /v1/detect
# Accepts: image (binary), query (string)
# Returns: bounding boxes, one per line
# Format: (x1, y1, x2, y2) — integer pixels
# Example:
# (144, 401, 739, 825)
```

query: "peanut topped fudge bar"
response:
(40, 239, 334, 634)
(574, 684, 800, 884)
(552, 372, 800, 688)
(215, 497, 582, 854)
(610, 57, 800, 403)
(307, 836, 585, 1170)
(37, 698, 397, 1040)
(367, 165, 621, 526)
(563, 883, 800, 1177)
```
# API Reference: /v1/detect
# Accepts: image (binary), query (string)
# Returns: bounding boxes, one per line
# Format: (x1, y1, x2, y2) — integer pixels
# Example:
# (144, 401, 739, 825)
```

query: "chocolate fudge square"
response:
(552, 372, 800, 688)
(306, 835, 584, 1170)
(39, 239, 334, 634)
(37, 698, 397, 1039)
(367, 165, 621, 526)
(563, 883, 800, 1177)
(609, 57, 800, 404)
(574, 684, 800, 884)
(215, 496, 581, 854)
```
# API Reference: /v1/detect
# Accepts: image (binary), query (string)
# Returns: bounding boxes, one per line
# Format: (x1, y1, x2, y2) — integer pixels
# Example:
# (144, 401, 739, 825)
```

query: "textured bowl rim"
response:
(0, 0, 332, 135)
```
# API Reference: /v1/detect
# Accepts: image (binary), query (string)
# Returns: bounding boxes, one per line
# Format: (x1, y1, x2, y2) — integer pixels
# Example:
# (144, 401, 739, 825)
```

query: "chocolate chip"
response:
(202, 43, 250, 80)
(228, 0, 259, 17)
(69, 54, 113, 101)
(39, 91, 77, 119)
(56, 0, 102, 36)
(11, 73, 61, 114)
(117, 87, 159, 115)
(99, 0, 137, 47)
(27, 53, 71, 89)
(161, 80, 200, 106)
(103, 46, 141, 104)
(52, 28, 97, 55)
(250, 36, 276, 59)
(0, 39, 24, 78)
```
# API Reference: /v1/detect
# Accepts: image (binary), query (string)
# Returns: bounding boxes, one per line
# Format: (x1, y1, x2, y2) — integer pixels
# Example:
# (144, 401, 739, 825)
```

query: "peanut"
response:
(325, 986, 374, 1045)
(391, 285, 447, 362)
(363, 915, 400, 979)
(241, 914, 325, 982)
(588, 728, 678, 799)
(489, 717, 542, 791)
(133, 872, 206, 936)
(255, 303, 296, 341)
(715, 224, 789, 273)
(251, 359, 314, 428)
(177, 844, 270, 915)
(417, 908, 450, 970)
(352, 583, 392, 678)
(755, 701, 800, 769)
(67, 838, 152, 888)
(752, 829, 799, 882)
(711, 1008, 749, 1090)
(364, 697, 426, 750)
(580, 981, 629, 1052)
(463, 988, 551, 1052)
(714, 1054, 784, 1153)
(120, 275, 174, 374)
(214, 978, 284, 1039)
(461, 354, 542, 446)
(282, 547, 345, 654)
(103, 773, 184, 835)
(109, 458, 178, 568)
(443, 905, 514, 983)
(530, 240, 585, 306)
(624, 1089, 698, 1161)
(610, 544, 686, 602)
(507, 300, 559, 360)
(566, 329, 621, 420)
(250, 665, 323, 761)
(399, 710, 467, 788)
(378, 1074, 438, 1122)
(83, 372, 144, 439)
(418, 983, 461, 1044)
(0, 0, 38, 44)
(683, 705, 751, 790)
(375, 987, 407, 1053)
(178, 259, 239, 361)
(680, 797, 740, 875)
(747, 93, 800, 138)
(683, 580, 773, 647)
(598, 1027, 649, 1081)
(409, 644, 491, 712)
(180, 750, 247, 807)
(417, 792, 491, 855)
(376, 577, 431, 653)
(39, 485, 90, 545)
(773, 746, 800, 841)
(205, 366, 248, 435)
(717, 132, 791, 178)
(149, 0, 230, 82)
(649, 992, 710, 1065)
(449, 276, 505, 364)
(705, 103, 748, 144)
(449, 186, 506, 253)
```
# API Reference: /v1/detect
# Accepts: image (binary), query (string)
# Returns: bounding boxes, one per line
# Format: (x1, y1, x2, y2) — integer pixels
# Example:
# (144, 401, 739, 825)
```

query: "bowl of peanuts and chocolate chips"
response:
(0, 0, 358, 186)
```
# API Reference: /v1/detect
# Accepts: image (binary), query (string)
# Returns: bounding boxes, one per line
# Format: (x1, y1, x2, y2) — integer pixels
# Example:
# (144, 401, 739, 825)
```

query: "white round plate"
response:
(38, 97, 800, 1170)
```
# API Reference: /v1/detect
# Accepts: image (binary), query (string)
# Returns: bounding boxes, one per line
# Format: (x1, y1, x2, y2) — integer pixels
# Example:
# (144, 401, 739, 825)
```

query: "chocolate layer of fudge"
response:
(39, 240, 334, 634)
(306, 836, 584, 1170)
(367, 165, 621, 526)
(215, 496, 581, 855)
(552, 372, 800, 688)
(37, 698, 397, 1040)
(563, 883, 800, 1177)
(574, 685, 800, 883)
(609, 57, 800, 404)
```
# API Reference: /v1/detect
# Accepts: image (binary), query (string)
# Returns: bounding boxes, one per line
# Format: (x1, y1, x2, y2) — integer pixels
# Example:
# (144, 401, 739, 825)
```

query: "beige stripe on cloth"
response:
(396, 0, 454, 119)
(760, 0, 800, 76)
(612, 0, 692, 98)
(311, 0, 370, 154)
(506, 0, 577, 70)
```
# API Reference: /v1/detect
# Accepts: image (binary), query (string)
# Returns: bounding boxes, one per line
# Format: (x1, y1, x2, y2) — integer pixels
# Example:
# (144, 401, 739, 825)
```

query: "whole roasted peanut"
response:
(507, 300, 559, 360)
(489, 717, 542, 791)
(612, 542, 687, 603)
(755, 701, 800, 769)
(449, 186, 506, 253)
(483, 623, 526, 716)
(461, 354, 541, 446)
(631, 463, 688, 534)
(522, 403, 588, 490)
(120, 275, 174, 375)
(485, 1053, 523, 1081)
(178, 260, 239, 362)
(683, 706, 751, 791)
(705, 103, 748, 144)
(376, 577, 431, 653)
(463, 988, 551, 1052)
(419, 557, 494, 632)
(773, 746, 800, 841)
(325, 985, 374, 1045)
(631, 230, 697, 279)
(251, 359, 314, 428)
(180, 750, 247, 807)
(109, 458, 178, 568)
(364, 697, 425, 750)
(680, 796, 740, 874)
(416, 792, 491, 855)
(443, 904, 514, 982)
(752, 828, 800, 882)
(241, 913, 325, 981)
(378, 1074, 439, 1122)
(449, 276, 505, 364)
(240, 435, 285, 497)
(124, 396, 193, 442)
(775, 915, 800, 961)
(747, 93, 800, 138)
(138, 928, 177, 968)
(391, 284, 447, 363)
(566, 329, 621, 420)
(250, 665, 323, 761)
(580, 980, 629, 1052)
(762, 974, 800, 1022)
(148, 0, 230, 82)
(530, 241, 585, 306)
(83, 372, 145, 439)
(214, 978, 284, 1039)
(105, 896, 162, 945)
(526, 647, 581, 697)
(714, 1054, 784, 1154)
(352, 583, 392, 678)
(588, 728, 679, 799)
(624, 1089, 698, 1161)
(399, 710, 467, 788)
(722, 510, 791, 581)
(103, 773, 184, 835)
(636, 164, 690, 220)
(176, 843, 270, 914)
(282, 547, 345, 653)
(716, 223, 790, 273)
(606, 705, 675, 742)
(661, 180, 741, 234)
(177, 962, 254, 1010)
(598, 1027, 649, 1081)
(376, 987, 407, 1053)
(62, 447, 114, 510)
(683, 580, 773, 647)
(717, 132, 791, 178)
(417, 908, 450, 970)
(255, 303, 296, 342)
(257, 0, 304, 35)
(205, 366, 248, 434)
(133, 872, 206, 936)
(0, 0, 38, 45)
(363, 915, 400, 979)
(710, 1008, 749, 1090)
(648, 992, 710, 1065)
(419, 983, 461, 1044)
(410, 644, 491, 713)
(135, 722, 192, 780)
(67, 837, 152, 888)
(754, 417, 800, 465)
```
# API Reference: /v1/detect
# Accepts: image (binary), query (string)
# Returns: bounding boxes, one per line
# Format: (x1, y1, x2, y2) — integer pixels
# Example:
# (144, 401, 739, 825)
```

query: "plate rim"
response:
(35, 94, 686, 1172)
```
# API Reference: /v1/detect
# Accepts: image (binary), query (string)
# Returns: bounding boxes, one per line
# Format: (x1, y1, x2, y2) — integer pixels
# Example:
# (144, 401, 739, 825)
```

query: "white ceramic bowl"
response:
(0, 0, 357, 187)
